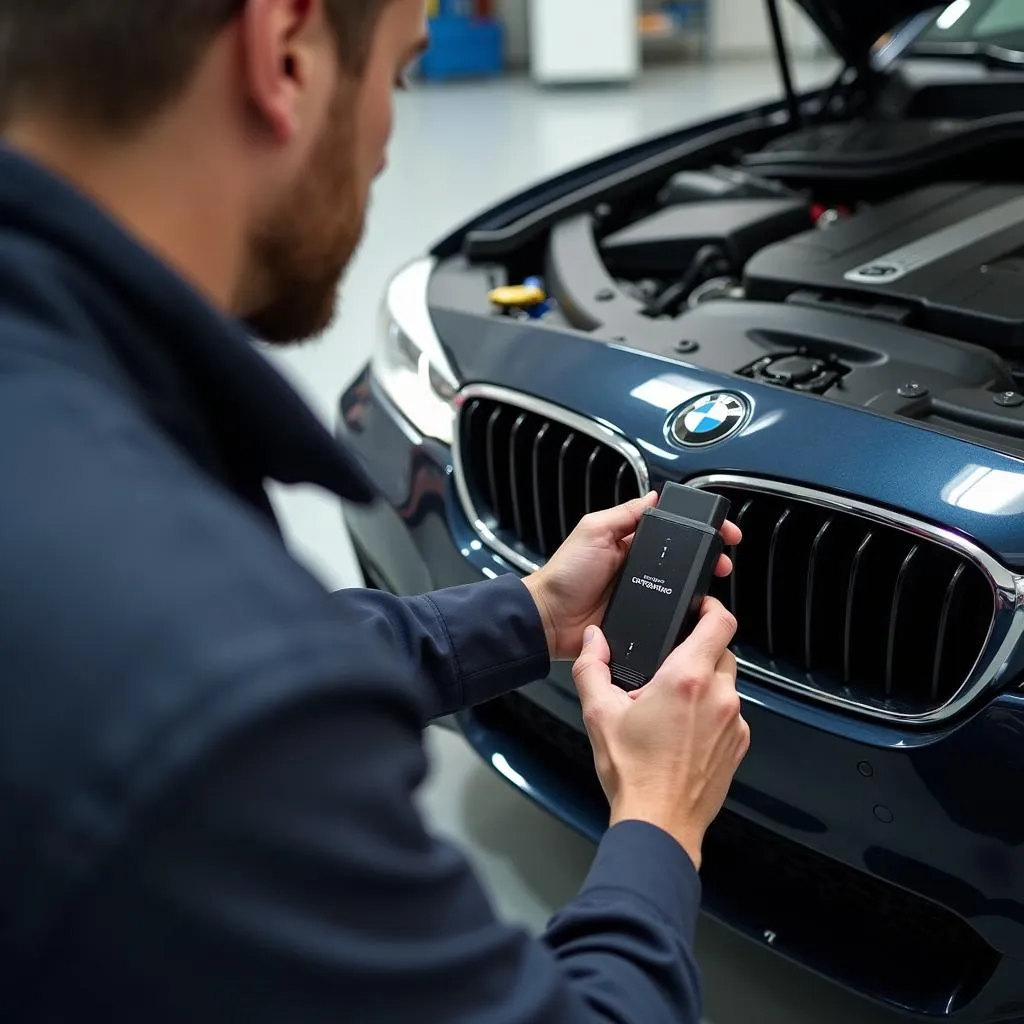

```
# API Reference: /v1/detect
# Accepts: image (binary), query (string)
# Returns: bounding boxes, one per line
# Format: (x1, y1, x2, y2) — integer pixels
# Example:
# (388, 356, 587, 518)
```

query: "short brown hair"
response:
(0, 0, 390, 133)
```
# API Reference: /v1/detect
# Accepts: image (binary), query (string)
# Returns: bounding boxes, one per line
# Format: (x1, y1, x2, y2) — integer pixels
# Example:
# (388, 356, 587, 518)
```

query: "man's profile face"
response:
(244, 0, 427, 345)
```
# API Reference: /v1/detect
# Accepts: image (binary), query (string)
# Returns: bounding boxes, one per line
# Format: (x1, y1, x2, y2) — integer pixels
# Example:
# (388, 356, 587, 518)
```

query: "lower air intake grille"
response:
(472, 691, 999, 1015)
(699, 478, 997, 720)
(455, 390, 646, 569)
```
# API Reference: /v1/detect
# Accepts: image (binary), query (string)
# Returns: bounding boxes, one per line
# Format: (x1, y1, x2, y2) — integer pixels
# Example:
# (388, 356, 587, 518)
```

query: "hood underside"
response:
(793, 0, 943, 67)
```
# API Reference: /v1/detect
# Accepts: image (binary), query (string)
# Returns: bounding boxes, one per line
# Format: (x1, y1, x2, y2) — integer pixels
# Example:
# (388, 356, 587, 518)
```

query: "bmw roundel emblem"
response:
(670, 391, 751, 448)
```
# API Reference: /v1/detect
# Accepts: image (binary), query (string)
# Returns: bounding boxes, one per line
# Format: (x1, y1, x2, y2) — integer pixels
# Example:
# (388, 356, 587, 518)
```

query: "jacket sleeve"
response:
(25, 683, 703, 1024)
(330, 572, 552, 717)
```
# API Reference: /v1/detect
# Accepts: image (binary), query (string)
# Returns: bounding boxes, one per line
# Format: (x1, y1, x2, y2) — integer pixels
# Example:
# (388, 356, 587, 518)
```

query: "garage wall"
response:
(496, 0, 530, 65)
(710, 0, 823, 57)
(495, 0, 825, 67)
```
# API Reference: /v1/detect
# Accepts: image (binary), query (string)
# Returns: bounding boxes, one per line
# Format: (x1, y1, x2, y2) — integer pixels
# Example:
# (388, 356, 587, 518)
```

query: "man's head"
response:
(0, 0, 428, 342)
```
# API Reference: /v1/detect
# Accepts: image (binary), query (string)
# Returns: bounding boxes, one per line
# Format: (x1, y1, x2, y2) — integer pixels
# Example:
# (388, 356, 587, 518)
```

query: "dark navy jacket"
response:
(0, 146, 703, 1023)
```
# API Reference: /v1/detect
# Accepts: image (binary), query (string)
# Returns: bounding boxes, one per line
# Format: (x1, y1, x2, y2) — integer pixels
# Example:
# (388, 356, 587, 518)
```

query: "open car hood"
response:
(792, 0, 943, 67)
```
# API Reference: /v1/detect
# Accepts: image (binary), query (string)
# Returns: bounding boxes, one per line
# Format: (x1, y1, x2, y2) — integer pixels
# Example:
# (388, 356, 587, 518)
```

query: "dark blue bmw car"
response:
(338, 1, 1024, 1019)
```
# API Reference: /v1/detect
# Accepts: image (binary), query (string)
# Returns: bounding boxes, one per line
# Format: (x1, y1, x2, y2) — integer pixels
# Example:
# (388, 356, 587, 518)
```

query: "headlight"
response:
(370, 258, 459, 446)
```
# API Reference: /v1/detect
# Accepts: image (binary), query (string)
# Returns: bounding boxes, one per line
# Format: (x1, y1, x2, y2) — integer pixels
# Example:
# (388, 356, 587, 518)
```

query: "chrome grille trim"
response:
(689, 473, 1024, 725)
(452, 384, 650, 574)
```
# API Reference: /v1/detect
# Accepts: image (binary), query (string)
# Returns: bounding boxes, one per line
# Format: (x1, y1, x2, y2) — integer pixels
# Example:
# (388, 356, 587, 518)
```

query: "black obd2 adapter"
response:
(601, 483, 731, 691)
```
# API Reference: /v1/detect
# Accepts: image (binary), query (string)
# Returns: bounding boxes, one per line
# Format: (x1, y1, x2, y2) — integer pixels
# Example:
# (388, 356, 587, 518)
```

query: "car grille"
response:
(455, 391, 646, 569)
(472, 691, 1000, 1015)
(698, 478, 997, 720)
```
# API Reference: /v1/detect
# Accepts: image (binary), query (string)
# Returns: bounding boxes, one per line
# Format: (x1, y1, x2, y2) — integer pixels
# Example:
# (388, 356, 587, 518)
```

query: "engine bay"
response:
(428, 72, 1024, 456)
(545, 170, 1024, 355)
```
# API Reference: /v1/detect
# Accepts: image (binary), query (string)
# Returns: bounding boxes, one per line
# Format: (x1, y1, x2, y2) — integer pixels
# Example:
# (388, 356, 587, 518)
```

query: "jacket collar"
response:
(0, 144, 374, 505)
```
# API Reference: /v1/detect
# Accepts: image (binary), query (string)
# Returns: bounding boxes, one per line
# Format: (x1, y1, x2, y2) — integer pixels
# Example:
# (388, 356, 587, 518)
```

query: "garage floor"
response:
(266, 58, 906, 1024)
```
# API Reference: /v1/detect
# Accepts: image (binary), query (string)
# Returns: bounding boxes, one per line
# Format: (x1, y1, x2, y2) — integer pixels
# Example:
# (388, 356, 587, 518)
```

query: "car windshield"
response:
(914, 0, 1024, 56)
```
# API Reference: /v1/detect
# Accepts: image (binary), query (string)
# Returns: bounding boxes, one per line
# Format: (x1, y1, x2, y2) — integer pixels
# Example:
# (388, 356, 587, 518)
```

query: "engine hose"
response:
(644, 245, 732, 319)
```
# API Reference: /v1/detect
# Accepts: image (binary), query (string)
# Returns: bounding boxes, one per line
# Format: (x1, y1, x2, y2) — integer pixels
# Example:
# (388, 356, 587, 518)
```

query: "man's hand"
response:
(523, 492, 741, 662)
(572, 598, 749, 870)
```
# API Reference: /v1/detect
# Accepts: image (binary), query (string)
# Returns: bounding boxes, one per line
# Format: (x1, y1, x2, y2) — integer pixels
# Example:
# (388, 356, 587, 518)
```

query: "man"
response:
(0, 1, 750, 1022)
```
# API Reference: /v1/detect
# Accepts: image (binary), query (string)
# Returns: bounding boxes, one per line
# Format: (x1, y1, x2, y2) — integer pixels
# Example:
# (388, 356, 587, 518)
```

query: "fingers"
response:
(571, 626, 618, 712)
(578, 491, 658, 542)
(713, 520, 741, 577)
(714, 647, 748, 765)
(658, 597, 737, 682)
(688, 597, 738, 662)
(716, 646, 737, 677)
(721, 519, 742, 547)
(735, 716, 752, 764)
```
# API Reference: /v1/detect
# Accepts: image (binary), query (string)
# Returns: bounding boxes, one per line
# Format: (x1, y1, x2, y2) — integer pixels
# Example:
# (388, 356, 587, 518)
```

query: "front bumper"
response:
(338, 366, 1024, 1022)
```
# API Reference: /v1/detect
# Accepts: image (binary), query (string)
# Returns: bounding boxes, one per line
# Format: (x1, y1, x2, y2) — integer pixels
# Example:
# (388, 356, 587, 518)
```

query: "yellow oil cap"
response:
(488, 283, 546, 309)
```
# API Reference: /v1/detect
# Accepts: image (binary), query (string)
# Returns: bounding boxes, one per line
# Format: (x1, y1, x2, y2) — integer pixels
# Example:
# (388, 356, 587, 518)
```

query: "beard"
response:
(243, 85, 366, 345)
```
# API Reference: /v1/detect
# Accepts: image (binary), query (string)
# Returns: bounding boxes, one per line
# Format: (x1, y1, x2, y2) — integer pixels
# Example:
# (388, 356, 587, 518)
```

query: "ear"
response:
(240, 0, 324, 145)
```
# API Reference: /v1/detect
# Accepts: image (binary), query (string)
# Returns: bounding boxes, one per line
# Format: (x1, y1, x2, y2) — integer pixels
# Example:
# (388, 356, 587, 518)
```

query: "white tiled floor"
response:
(267, 59, 906, 1023)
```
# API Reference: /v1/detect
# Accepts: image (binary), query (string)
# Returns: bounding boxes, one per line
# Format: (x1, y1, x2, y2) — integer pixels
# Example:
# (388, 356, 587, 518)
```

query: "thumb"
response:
(580, 491, 658, 542)
(572, 626, 618, 710)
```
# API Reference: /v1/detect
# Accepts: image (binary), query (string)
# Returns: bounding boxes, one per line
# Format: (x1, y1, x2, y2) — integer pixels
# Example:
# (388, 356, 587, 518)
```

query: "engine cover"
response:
(744, 183, 1024, 350)
(601, 197, 812, 277)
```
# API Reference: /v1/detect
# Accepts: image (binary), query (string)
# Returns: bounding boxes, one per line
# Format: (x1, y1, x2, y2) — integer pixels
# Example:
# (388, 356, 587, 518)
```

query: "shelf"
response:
(638, 2, 707, 44)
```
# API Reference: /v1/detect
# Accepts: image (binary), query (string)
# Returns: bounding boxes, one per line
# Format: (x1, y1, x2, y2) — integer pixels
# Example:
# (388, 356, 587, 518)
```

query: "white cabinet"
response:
(528, 0, 641, 84)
